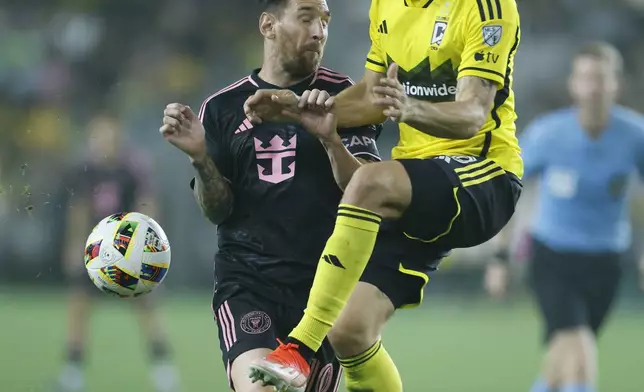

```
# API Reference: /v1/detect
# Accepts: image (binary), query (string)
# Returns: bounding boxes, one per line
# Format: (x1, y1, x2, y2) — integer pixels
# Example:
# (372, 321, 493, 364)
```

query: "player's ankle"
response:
(66, 345, 84, 364)
(284, 337, 315, 363)
(149, 340, 170, 361)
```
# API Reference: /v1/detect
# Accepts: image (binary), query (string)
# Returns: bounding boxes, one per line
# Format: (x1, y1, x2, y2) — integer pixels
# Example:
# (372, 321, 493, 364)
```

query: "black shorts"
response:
(361, 156, 522, 308)
(213, 287, 341, 391)
(528, 238, 623, 342)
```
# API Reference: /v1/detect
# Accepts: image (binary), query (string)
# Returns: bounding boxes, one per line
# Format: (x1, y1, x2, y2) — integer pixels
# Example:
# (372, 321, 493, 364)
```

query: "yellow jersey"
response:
(366, 0, 523, 178)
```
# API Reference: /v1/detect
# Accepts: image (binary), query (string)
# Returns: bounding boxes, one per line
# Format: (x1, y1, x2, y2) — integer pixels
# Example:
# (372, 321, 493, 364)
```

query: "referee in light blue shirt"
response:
(504, 42, 644, 392)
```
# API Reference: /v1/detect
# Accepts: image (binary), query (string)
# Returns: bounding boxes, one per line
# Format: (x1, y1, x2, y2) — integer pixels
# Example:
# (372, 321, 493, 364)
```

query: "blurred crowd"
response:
(2, 0, 644, 294)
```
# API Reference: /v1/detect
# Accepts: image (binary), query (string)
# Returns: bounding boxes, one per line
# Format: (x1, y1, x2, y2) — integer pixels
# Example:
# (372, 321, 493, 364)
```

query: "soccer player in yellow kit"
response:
(245, 0, 523, 390)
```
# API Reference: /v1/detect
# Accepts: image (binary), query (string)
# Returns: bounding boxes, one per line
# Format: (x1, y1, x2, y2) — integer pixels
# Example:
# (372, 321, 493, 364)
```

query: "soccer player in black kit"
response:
(160, 0, 381, 391)
(55, 114, 180, 392)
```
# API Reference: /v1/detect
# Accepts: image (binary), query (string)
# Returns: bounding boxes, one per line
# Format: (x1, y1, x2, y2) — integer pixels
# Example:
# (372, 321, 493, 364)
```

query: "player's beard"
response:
(282, 48, 322, 79)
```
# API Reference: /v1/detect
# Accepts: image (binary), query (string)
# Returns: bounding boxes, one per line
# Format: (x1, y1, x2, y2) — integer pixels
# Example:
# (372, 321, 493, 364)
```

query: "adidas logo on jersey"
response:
(377, 20, 388, 34)
(403, 82, 457, 98)
(235, 118, 254, 134)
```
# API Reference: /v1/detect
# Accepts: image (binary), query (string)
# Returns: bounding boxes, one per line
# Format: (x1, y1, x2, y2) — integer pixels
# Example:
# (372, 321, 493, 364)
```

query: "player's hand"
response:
(283, 89, 340, 144)
(372, 63, 410, 123)
(244, 89, 300, 124)
(160, 103, 207, 161)
(484, 261, 509, 299)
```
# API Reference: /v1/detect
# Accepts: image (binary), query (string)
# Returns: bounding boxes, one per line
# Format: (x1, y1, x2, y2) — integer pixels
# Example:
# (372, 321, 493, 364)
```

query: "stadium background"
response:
(1, 0, 644, 390)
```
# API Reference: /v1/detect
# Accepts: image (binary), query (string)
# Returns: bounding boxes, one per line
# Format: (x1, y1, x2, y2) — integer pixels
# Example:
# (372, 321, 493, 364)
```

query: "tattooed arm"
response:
(191, 156, 233, 225)
(160, 102, 235, 225)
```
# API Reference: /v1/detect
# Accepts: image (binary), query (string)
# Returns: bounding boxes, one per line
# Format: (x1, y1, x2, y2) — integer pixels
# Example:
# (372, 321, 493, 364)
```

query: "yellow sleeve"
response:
(365, 0, 387, 74)
(458, 0, 520, 88)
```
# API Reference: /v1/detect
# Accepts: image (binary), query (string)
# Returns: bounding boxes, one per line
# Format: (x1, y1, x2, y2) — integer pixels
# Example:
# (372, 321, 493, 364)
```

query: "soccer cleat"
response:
(52, 364, 85, 392)
(249, 340, 310, 392)
(151, 362, 181, 392)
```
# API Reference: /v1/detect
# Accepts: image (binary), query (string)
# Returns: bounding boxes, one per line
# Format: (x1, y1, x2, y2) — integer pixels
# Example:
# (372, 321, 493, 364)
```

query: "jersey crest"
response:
(254, 132, 297, 184)
(430, 21, 447, 46)
(482, 25, 503, 47)
(430, 1, 452, 48)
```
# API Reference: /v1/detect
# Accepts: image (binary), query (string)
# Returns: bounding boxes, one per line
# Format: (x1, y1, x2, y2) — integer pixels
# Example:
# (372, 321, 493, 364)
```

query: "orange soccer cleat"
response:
(249, 340, 311, 392)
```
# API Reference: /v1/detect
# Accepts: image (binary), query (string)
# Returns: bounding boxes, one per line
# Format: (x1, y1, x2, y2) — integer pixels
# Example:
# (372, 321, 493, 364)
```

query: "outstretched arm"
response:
(331, 70, 387, 128)
(403, 76, 496, 139)
(243, 70, 387, 129)
(375, 65, 496, 139)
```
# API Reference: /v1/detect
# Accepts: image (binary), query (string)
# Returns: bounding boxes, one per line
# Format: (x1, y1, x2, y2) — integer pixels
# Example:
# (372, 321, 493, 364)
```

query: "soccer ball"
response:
(84, 212, 171, 297)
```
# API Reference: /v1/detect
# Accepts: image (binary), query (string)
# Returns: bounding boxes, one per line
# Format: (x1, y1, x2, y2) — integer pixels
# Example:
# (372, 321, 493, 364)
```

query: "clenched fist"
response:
(160, 103, 206, 161)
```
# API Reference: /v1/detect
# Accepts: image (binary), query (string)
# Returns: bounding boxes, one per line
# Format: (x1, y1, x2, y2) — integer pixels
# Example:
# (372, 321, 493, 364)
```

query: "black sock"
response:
(284, 337, 315, 363)
(67, 345, 83, 364)
(150, 340, 170, 362)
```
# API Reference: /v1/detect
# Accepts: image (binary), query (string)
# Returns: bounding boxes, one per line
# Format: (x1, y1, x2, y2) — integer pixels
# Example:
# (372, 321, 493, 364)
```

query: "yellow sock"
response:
(290, 204, 381, 351)
(340, 340, 403, 392)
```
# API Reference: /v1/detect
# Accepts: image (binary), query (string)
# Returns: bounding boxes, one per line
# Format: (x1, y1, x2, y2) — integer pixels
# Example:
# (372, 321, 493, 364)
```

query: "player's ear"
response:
(259, 12, 278, 39)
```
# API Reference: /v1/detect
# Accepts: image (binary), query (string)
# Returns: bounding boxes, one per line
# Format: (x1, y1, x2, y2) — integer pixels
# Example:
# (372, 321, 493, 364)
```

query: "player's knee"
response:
(328, 317, 377, 358)
(344, 163, 388, 203)
(328, 283, 393, 358)
(343, 162, 410, 218)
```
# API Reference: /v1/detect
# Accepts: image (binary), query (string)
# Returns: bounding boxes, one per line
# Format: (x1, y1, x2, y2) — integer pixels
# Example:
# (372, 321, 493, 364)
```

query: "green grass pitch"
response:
(1, 290, 643, 391)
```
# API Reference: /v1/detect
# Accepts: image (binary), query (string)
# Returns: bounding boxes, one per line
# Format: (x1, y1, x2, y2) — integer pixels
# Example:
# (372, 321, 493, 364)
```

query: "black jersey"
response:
(65, 154, 150, 224)
(195, 68, 382, 298)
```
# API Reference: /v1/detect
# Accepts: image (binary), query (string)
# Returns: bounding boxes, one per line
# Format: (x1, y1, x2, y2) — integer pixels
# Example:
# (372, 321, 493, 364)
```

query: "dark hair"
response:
(575, 41, 623, 74)
(259, 0, 290, 12)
